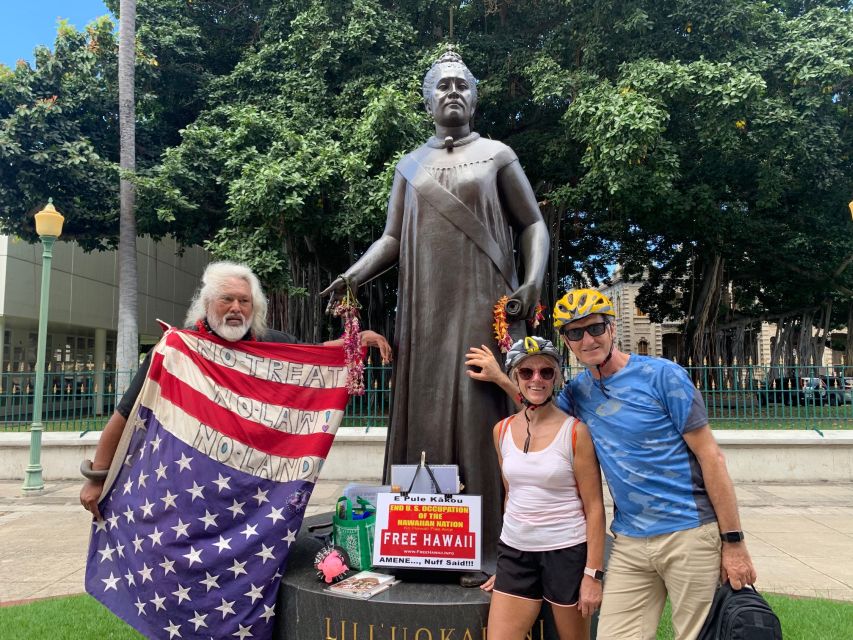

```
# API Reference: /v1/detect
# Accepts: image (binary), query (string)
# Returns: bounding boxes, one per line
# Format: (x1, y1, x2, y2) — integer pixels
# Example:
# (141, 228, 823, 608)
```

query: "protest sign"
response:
(372, 493, 481, 570)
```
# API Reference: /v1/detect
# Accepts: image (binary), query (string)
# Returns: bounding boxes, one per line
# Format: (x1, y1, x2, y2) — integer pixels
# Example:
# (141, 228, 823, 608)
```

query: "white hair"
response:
(184, 261, 268, 336)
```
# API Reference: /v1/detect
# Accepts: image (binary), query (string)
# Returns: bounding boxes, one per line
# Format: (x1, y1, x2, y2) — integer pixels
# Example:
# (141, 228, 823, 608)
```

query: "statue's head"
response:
(422, 48, 478, 126)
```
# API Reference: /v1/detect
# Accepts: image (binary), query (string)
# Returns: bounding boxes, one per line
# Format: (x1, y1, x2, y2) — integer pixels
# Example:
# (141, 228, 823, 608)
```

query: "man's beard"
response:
(208, 313, 252, 342)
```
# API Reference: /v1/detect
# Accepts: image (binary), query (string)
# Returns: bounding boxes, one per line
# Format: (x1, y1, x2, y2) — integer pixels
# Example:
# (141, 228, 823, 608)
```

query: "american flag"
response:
(85, 328, 350, 639)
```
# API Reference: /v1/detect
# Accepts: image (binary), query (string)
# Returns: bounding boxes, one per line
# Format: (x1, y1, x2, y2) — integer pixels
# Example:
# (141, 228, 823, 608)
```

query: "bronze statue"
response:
(324, 50, 549, 577)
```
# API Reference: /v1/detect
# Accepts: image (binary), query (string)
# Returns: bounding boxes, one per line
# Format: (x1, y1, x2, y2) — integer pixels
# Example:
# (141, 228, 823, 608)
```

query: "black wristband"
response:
(719, 530, 745, 543)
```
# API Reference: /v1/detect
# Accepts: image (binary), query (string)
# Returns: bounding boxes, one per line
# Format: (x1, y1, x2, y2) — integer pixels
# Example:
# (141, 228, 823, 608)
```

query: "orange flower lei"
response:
(494, 298, 548, 351)
(493, 296, 513, 353)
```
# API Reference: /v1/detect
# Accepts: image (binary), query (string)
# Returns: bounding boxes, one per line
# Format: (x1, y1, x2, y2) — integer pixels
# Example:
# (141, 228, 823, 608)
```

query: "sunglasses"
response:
(562, 321, 609, 342)
(517, 367, 556, 381)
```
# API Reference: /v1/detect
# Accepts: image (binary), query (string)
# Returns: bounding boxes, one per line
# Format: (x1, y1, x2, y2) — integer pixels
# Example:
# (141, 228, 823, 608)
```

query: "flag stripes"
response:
(85, 328, 350, 639)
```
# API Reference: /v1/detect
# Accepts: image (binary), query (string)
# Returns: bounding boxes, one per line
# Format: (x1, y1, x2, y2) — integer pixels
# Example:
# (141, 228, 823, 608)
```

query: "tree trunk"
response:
(686, 252, 724, 366)
(795, 304, 831, 369)
(115, 0, 138, 394)
(769, 315, 798, 378)
(813, 300, 833, 369)
(846, 302, 853, 375)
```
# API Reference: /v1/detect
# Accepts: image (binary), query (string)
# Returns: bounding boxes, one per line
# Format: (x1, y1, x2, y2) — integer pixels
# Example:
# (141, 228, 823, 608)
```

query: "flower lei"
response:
(493, 296, 513, 353)
(493, 297, 548, 352)
(529, 302, 546, 328)
(332, 276, 365, 396)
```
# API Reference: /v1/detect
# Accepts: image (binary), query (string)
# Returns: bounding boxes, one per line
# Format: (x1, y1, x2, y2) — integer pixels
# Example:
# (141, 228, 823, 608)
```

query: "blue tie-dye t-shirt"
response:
(556, 355, 716, 537)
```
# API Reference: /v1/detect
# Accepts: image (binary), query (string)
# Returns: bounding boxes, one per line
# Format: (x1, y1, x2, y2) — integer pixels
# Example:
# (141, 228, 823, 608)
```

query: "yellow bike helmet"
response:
(553, 288, 615, 329)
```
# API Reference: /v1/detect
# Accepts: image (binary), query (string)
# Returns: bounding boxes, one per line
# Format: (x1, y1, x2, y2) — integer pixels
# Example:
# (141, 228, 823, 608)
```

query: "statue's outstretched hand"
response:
(320, 276, 356, 314)
(506, 282, 539, 320)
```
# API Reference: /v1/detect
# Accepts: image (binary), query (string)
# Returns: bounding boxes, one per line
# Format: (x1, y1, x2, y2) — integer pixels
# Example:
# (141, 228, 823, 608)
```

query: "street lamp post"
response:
(22, 199, 65, 493)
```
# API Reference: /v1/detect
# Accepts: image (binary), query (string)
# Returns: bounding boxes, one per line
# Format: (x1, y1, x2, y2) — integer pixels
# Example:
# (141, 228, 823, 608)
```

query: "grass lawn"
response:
(650, 593, 853, 639)
(710, 419, 853, 429)
(707, 404, 853, 429)
(2, 592, 853, 639)
(0, 419, 105, 433)
(0, 594, 143, 640)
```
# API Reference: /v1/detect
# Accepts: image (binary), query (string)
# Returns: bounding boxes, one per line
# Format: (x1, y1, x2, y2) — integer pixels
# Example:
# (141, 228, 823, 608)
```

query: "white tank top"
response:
(499, 416, 587, 551)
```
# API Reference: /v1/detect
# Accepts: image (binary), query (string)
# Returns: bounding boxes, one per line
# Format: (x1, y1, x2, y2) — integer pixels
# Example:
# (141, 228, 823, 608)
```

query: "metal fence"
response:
(2, 363, 851, 433)
(0, 365, 394, 433)
(681, 363, 852, 430)
(0, 368, 122, 432)
(560, 363, 852, 430)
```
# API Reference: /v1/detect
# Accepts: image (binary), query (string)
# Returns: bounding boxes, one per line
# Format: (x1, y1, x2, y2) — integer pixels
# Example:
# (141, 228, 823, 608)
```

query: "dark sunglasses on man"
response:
(561, 321, 609, 342)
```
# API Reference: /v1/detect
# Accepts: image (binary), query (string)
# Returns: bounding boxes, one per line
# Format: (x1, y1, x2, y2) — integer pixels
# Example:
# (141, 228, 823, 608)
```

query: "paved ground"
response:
(1, 480, 852, 605)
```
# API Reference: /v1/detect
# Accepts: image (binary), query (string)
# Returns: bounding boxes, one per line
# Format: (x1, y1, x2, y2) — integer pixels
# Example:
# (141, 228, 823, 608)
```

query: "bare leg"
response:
(487, 592, 542, 640)
(550, 601, 589, 640)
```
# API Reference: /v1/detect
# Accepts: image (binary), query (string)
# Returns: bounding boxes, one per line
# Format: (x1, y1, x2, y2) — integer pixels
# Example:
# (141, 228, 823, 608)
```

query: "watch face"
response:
(584, 567, 605, 580)
(721, 531, 745, 542)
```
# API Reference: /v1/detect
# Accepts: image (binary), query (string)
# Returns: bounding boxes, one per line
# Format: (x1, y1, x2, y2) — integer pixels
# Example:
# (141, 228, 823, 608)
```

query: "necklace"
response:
(425, 131, 480, 150)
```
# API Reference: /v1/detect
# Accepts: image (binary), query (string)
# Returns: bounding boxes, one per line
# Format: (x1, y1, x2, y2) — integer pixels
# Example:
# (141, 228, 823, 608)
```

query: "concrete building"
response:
(0, 234, 209, 376)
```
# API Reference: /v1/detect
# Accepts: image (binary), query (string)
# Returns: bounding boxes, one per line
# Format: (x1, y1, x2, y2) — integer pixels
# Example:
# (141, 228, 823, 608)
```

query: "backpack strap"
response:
(571, 418, 578, 457)
(498, 417, 513, 448)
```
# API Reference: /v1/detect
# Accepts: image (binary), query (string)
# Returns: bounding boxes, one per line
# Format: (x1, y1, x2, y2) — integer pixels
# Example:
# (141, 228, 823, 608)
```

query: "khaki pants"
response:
(597, 522, 721, 640)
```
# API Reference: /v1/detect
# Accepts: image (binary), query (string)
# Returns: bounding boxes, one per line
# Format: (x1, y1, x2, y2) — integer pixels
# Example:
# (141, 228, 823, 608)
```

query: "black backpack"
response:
(698, 583, 783, 640)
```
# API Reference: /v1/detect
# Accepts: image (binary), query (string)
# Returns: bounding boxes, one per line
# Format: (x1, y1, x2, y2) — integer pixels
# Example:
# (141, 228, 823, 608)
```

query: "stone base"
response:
(275, 514, 598, 640)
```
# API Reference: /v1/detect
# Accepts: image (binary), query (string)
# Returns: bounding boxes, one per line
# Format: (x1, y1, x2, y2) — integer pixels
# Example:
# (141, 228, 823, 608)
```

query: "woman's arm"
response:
(481, 418, 511, 592)
(573, 421, 605, 618)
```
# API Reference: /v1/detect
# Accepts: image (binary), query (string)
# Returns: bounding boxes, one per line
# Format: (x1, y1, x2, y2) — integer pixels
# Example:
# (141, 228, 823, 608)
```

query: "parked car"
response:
(756, 377, 800, 406)
(800, 377, 845, 405)
(819, 376, 852, 404)
(757, 376, 845, 406)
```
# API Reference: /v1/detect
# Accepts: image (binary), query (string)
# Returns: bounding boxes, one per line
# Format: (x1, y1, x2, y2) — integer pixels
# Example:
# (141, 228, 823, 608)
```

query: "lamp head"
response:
(34, 199, 64, 238)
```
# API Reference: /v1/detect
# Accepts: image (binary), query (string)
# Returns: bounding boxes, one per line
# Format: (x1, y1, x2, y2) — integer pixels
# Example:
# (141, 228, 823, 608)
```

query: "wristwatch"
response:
(583, 567, 605, 581)
(719, 531, 745, 543)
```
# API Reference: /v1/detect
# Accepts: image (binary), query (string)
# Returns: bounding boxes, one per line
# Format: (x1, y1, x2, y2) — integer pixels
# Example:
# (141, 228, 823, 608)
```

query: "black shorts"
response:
(493, 540, 587, 606)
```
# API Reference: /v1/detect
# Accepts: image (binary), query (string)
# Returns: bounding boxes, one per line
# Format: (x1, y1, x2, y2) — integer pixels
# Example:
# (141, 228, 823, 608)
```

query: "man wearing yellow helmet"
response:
(467, 287, 756, 640)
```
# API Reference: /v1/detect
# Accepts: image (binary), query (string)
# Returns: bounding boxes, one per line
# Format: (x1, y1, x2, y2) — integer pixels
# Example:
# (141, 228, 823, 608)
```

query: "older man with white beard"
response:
(80, 261, 391, 518)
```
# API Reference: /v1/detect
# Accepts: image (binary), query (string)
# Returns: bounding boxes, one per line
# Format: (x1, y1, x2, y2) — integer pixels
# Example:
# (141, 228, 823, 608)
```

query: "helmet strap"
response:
(523, 407, 532, 453)
(517, 394, 552, 411)
(594, 328, 616, 397)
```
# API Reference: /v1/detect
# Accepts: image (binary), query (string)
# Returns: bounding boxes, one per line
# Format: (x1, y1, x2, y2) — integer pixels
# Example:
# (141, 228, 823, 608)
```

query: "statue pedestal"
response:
(274, 515, 606, 640)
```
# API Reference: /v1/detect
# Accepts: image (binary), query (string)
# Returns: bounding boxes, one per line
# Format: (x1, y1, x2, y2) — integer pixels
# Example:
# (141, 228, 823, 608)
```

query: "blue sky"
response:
(0, 1, 112, 68)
